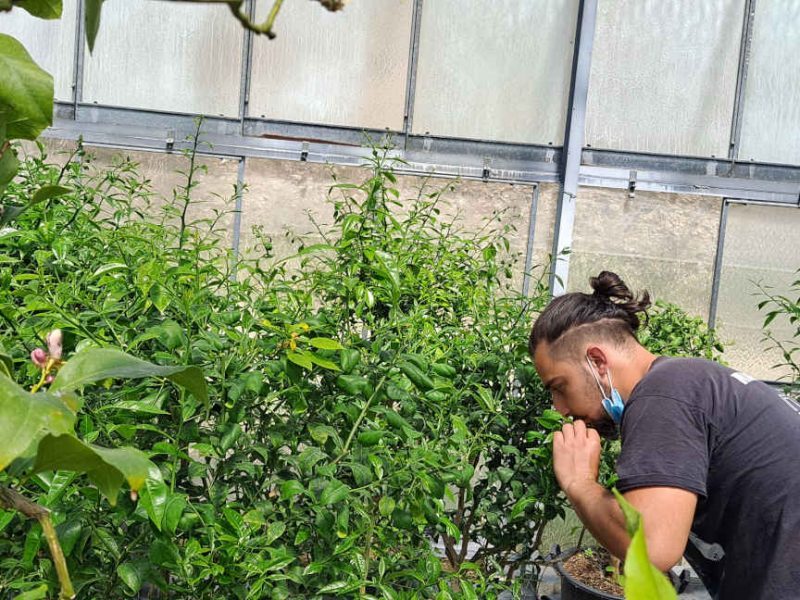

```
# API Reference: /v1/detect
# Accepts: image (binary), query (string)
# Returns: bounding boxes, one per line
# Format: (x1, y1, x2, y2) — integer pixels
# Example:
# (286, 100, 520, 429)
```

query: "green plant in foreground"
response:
(0, 332, 207, 599)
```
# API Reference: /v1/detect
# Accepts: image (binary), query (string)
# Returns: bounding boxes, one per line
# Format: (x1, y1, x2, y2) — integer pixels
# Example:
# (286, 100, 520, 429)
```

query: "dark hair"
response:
(528, 271, 651, 355)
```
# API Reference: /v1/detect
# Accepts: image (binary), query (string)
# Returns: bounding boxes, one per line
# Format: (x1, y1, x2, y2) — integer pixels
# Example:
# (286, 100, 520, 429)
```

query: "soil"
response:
(562, 548, 624, 597)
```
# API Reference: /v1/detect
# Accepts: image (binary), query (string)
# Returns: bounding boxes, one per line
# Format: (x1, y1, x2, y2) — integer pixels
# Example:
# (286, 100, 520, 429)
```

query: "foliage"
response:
(757, 272, 800, 385)
(638, 300, 724, 362)
(0, 137, 563, 598)
(612, 489, 677, 600)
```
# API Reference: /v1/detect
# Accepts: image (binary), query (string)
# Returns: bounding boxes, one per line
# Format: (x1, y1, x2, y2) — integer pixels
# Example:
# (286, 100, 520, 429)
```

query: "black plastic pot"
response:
(553, 547, 623, 600)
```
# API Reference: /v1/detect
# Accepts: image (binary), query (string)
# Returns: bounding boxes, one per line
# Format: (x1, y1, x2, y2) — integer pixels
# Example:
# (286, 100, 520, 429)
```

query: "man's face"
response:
(533, 340, 617, 438)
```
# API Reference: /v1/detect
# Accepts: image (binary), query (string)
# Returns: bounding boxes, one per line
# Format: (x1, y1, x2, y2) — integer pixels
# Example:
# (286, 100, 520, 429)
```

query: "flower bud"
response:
(31, 348, 47, 368)
(46, 329, 63, 360)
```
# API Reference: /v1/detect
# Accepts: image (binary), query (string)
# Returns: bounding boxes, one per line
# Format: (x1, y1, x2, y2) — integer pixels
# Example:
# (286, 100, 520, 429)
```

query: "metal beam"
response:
(237, 0, 256, 133)
(728, 0, 757, 161)
(44, 103, 800, 203)
(549, 0, 598, 295)
(522, 184, 540, 298)
(231, 157, 246, 261)
(72, 0, 86, 113)
(402, 0, 424, 148)
(708, 199, 730, 328)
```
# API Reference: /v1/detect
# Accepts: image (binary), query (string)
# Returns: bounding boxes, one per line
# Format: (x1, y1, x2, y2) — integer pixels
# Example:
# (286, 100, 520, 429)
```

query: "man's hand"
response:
(553, 419, 602, 499)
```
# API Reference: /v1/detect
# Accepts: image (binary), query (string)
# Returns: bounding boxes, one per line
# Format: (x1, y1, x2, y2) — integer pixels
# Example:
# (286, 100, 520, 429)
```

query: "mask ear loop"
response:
(585, 356, 608, 398)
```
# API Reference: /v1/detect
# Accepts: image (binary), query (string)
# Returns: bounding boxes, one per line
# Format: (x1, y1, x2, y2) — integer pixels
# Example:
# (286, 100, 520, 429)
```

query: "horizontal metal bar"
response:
(46, 102, 800, 203)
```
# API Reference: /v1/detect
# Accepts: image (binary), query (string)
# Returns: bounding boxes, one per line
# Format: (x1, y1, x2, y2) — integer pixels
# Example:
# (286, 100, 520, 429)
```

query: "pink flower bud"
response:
(45, 374, 54, 384)
(46, 329, 63, 360)
(31, 348, 47, 368)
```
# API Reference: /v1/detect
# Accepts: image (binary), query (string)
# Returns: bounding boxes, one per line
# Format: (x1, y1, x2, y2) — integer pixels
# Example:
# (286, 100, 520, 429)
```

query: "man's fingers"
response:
(560, 422, 574, 440)
(553, 431, 564, 448)
(573, 419, 587, 437)
(587, 426, 601, 444)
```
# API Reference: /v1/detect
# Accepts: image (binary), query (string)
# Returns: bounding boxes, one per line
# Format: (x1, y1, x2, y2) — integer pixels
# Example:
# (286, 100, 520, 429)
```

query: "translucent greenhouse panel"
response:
(567, 187, 721, 320)
(84, 146, 240, 244)
(716, 204, 799, 380)
(411, 0, 579, 145)
(0, 0, 77, 102)
(247, 0, 412, 130)
(585, 0, 744, 158)
(737, 1, 800, 165)
(82, 2, 243, 116)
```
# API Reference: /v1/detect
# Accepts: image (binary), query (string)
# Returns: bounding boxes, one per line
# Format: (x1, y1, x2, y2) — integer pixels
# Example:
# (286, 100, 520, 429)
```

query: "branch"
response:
(0, 486, 75, 599)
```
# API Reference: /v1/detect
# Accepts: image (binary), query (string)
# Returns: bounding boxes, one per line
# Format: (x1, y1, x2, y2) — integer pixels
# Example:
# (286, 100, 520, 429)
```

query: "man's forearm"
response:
(566, 480, 630, 560)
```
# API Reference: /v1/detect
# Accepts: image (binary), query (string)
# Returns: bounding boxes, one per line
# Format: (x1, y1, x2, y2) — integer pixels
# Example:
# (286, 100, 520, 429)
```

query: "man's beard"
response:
(585, 414, 619, 440)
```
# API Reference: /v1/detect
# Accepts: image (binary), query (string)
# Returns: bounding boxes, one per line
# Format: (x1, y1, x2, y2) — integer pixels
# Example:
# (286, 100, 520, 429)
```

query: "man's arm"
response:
(555, 421, 697, 571)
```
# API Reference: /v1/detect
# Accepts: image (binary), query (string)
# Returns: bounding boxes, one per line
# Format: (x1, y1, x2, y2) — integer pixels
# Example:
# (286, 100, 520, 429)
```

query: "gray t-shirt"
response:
(615, 357, 800, 600)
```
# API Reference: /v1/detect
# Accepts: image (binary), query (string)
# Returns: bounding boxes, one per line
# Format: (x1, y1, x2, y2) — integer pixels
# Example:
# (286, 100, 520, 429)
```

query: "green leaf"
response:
(0, 144, 20, 196)
(0, 33, 53, 140)
(286, 351, 313, 370)
(50, 348, 208, 410)
(319, 479, 350, 506)
(307, 353, 340, 371)
(317, 581, 350, 594)
(117, 562, 142, 595)
(0, 342, 13, 378)
(32, 184, 70, 203)
(138, 464, 168, 529)
(13, 584, 48, 600)
(33, 434, 154, 504)
(378, 496, 395, 517)
(14, 0, 62, 19)
(0, 373, 75, 471)
(280, 479, 306, 499)
(162, 496, 186, 533)
(265, 520, 286, 545)
(84, 0, 105, 52)
(309, 337, 344, 350)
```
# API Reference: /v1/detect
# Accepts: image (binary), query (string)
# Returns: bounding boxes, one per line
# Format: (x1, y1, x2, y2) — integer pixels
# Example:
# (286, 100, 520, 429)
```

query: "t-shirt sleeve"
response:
(616, 394, 709, 498)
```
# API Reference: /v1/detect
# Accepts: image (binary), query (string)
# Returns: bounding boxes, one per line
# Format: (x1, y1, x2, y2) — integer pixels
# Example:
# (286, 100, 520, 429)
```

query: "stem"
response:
(0, 486, 75, 599)
(178, 119, 203, 250)
(333, 373, 389, 464)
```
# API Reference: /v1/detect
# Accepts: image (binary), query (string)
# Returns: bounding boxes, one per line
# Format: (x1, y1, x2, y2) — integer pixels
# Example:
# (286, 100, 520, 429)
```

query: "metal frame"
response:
(728, 0, 757, 161)
(521, 184, 540, 298)
(402, 0, 424, 148)
(71, 0, 86, 114)
(708, 199, 730, 328)
(549, 0, 598, 295)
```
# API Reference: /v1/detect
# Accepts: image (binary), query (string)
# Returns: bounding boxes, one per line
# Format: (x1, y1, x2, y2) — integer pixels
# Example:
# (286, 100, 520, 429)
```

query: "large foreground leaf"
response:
(0, 373, 75, 471)
(50, 348, 208, 408)
(34, 434, 156, 505)
(14, 0, 63, 19)
(0, 33, 53, 140)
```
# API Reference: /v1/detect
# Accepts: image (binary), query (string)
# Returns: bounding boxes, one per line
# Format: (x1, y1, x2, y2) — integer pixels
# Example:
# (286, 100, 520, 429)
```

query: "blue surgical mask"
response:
(585, 356, 625, 424)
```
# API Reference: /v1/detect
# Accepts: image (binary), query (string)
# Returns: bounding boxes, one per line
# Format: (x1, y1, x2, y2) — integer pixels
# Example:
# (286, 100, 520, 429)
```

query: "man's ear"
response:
(585, 345, 609, 377)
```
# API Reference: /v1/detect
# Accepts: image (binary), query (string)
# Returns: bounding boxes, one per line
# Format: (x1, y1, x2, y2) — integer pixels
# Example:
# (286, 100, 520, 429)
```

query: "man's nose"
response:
(551, 398, 569, 417)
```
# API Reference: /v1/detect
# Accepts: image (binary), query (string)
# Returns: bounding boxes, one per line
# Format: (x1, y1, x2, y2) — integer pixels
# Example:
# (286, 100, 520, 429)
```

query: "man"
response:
(529, 271, 800, 599)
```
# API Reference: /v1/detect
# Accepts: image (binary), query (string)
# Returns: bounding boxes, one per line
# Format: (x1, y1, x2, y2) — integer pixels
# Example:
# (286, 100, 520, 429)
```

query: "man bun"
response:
(529, 270, 651, 355)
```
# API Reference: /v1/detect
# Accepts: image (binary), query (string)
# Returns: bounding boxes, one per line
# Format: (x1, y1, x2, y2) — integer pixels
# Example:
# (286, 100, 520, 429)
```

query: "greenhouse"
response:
(0, 1, 798, 599)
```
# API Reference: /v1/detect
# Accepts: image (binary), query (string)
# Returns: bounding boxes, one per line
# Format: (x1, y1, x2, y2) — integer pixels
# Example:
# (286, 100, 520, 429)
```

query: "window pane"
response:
(83, 2, 243, 116)
(716, 204, 800, 380)
(737, 1, 800, 166)
(0, 0, 77, 102)
(412, 0, 579, 145)
(567, 187, 721, 319)
(586, 0, 744, 157)
(248, 0, 412, 130)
